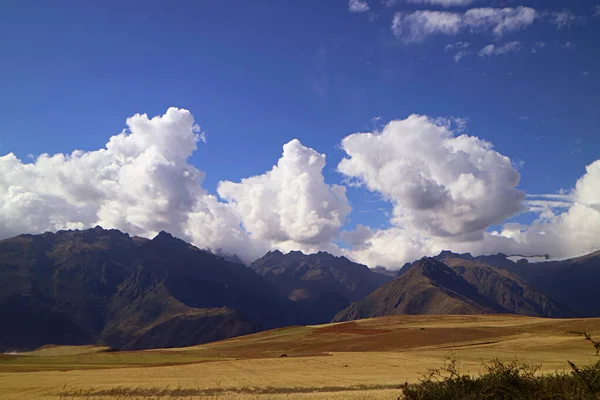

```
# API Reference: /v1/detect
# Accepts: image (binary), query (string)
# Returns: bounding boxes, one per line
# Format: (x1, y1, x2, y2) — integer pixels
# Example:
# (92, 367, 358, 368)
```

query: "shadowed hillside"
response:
(0, 227, 296, 352)
(436, 252, 569, 317)
(250, 250, 391, 324)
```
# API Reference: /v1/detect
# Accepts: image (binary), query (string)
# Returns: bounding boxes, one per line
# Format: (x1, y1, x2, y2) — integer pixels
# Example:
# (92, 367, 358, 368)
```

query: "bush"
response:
(401, 333, 600, 400)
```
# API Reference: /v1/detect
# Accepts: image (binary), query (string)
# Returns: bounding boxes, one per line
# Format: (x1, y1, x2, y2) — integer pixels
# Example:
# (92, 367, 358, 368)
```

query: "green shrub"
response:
(402, 333, 600, 400)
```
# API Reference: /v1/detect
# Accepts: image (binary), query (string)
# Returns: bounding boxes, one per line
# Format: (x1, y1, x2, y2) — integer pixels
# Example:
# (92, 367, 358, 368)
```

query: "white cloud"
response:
(3, 109, 599, 269)
(217, 139, 350, 255)
(445, 41, 471, 62)
(453, 50, 470, 62)
(338, 116, 600, 268)
(444, 41, 470, 51)
(479, 41, 521, 57)
(464, 7, 537, 36)
(525, 199, 573, 214)
(349, 0, 370, 13)
(550, 10, 580, 29)
(0, 108, 204, 241)
(392, 7, 538, 43)
(531, 41, 546, 53)
(487, 161, 600, 258)
(0, 108, 348, 264)
(392, 11, 463, 43)
(595, 6, 600, 18)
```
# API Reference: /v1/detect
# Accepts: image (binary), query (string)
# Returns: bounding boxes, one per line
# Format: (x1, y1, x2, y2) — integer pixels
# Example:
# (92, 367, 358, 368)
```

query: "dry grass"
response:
(1, 315, 600, 400)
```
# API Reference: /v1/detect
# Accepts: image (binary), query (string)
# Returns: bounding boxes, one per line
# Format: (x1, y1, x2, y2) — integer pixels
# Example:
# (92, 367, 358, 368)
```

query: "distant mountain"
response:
(485, 251, 600, 317)
(250, 250, 392, 324)
(435, 252, 569, 317)
(333, 258, 506, 322)
(0, 227, 297, 352)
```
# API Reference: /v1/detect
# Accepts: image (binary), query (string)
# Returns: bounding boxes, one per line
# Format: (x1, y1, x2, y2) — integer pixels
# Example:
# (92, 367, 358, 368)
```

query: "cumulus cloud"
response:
(349, 0, 370, 13)
(479, 41, 521, 57)
(338, 116, 600, 268)
(337, 115, 525, 266)
(392, 6, 538, 43)
(0, 108, 204, 240)
(0, 108, 348, 264)
(218, 139, 350, 255)
(488, 161, 600, 258)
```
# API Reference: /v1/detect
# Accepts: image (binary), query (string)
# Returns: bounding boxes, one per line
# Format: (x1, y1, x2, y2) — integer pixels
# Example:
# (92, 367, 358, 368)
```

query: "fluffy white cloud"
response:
(392, 6, 538, 43)
(349, 0, 370, 13)
(338, 115, 524, 257)
(0, 109, 348, 264)
(479, 41, 521, 57)
(0, 108, 204, 240)
(338, 116, 600, 268)
(3, 108, 598, 268)
(218, 139, 351, 254)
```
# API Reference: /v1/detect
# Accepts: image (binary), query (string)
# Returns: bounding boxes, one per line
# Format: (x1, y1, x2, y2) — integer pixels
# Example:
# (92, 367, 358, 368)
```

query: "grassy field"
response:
(2, 314, 600, 399)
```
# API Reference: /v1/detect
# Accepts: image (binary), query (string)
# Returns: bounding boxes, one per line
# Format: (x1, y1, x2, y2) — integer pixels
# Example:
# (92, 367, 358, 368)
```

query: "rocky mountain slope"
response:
(250, 250, 391, 324)
(333, 258, 506, 321)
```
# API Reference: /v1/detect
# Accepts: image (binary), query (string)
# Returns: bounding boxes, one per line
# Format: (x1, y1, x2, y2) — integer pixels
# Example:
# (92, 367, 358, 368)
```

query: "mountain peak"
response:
(435, 250, 474, 261)
(149, 231, 188, 249)
(155, 231, 174, 239)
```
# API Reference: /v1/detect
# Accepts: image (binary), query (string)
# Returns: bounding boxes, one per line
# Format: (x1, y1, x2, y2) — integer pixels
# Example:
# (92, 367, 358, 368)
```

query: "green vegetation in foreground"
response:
(402, 333, 600, 400)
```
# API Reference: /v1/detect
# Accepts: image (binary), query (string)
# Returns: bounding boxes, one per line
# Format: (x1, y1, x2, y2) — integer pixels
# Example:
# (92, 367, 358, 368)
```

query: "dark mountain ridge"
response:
(0, 227, 296, 352)
(2, 227, 599, 351)
(334, 249, 600, 322)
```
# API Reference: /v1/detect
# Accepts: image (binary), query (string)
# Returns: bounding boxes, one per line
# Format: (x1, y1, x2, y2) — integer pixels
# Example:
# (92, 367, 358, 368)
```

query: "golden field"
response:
(2, 314, 600, 400)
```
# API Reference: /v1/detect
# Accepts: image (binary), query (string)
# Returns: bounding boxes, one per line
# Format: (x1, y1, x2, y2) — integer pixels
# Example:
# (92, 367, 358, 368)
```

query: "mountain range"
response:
(0, 228, 293, 351)
(333, 251, 596, 322)
(1, 227, 599, 352)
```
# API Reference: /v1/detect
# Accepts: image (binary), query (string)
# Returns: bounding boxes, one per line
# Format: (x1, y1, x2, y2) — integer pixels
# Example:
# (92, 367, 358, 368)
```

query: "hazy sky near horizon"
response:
(1, 0, 599, 267)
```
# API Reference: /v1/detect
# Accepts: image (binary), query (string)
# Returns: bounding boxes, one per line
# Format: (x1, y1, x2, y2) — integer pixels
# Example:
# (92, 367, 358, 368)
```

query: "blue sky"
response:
(1, 0, 599, 266)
